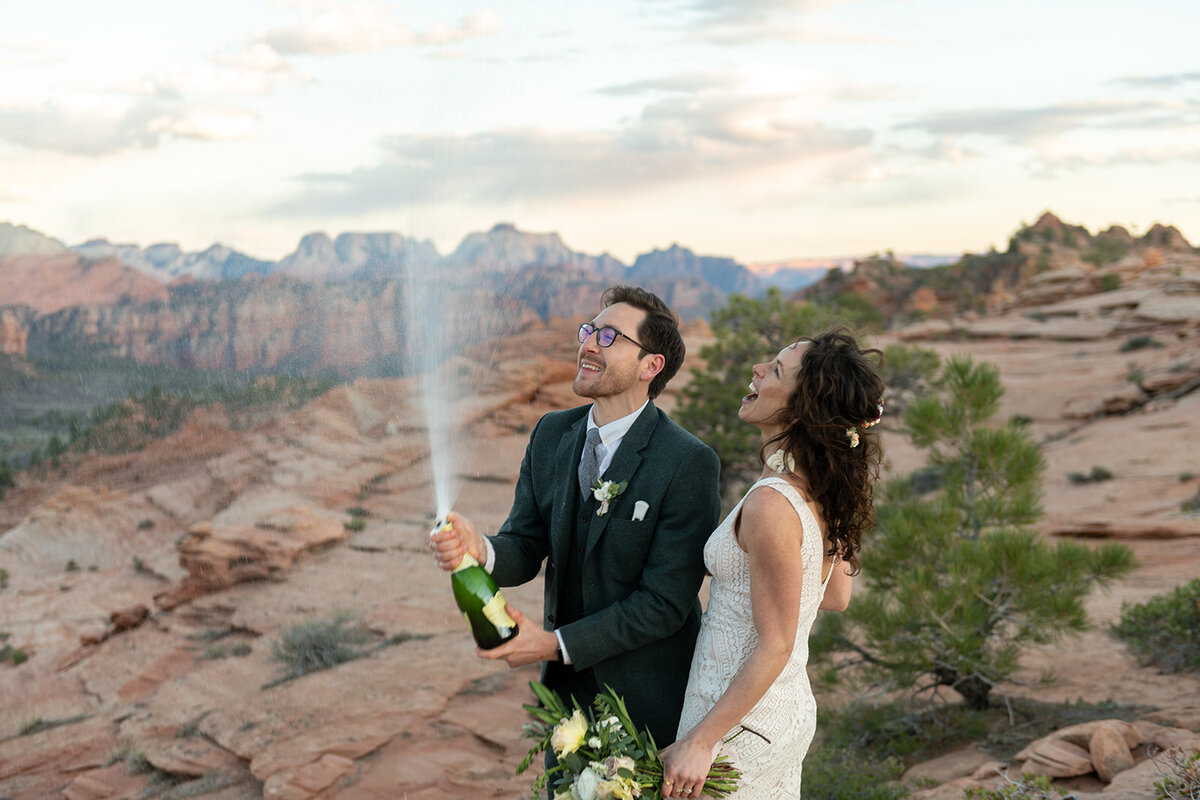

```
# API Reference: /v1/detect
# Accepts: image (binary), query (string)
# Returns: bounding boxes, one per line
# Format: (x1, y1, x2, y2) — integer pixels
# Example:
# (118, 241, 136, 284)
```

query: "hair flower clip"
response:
(862, 400, 884, 429)
(845, 427, 860, 448)
(765, 449, 795, 474)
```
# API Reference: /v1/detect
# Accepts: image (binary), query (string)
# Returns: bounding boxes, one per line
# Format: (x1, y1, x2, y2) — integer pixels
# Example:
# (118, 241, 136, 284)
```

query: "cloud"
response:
(655, 0, 837, 26)
(150, 44, 313, 96)
(275, 92, 871, 216)
(897, 137, 981, 164)
(897, 99, 1199, 146)
(643, 0, 879, 45)
(260, 2, 499, 55)
(1031, 144, 1200, 176)
(0, 95, 257, 156)
(0, 36, 66, 66)
(149, 106, 258, 142)
(1111, 72, 1200, 89)
(598, 73, 737, 97)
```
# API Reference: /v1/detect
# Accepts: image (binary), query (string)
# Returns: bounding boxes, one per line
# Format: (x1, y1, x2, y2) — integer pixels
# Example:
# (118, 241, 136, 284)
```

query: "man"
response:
(431, 285, 721, 747)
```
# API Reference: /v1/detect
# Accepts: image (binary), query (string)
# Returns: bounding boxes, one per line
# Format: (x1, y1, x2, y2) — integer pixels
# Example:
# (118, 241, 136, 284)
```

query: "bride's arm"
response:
(660, 487, 803, 797)
(818, 561, 853, 611)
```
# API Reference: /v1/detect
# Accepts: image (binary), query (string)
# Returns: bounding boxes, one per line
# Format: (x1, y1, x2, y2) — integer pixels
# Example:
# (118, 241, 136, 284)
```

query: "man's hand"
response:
(429, 511, 485, 570)
(476, 605, 555, 667)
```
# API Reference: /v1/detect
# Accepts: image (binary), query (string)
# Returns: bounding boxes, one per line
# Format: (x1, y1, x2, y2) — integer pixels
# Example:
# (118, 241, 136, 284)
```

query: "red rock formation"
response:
(0, 254, 167, 313)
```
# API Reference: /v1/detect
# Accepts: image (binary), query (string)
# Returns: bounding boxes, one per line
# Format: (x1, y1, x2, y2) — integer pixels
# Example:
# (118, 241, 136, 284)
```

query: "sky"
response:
(2, 0, 1199, 265)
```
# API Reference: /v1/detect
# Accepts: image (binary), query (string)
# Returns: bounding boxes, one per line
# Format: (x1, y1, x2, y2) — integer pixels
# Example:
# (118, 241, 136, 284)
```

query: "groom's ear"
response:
(640, 352, 666, 383)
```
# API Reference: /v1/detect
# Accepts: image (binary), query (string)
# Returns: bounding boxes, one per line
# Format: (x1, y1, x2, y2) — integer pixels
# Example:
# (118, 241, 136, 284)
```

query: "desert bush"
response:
(813, 356, 1135, 710)
(1084, 237, 1128, 266)
(65, 559, 79, 572)
(964, 771, 1066, 799)
(137, 518, 155, 530)
(1099, 272, 1122, 292)
(0, 567, 8, 589)
(1112, 578, 1200, 673)
(344, 515, 367, 532)
(267, 611, 373, 686)
(1121, 335, 1164, 352)
(801, 743, 908, 799)
(1182, 488, 1200, 514)
(1067, 466, 1114, 484)
(879, 343, 942, 418)
(1151, 742, 1200, 800)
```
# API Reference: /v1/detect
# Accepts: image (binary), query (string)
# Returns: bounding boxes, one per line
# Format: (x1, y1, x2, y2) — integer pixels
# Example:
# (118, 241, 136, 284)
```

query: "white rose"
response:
(575, 768, 602, 800)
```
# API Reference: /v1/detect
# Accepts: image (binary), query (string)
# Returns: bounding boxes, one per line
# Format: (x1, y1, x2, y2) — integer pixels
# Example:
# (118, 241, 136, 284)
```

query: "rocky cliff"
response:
(25, 275, 540, 375)
(801, 212, 1199, 324)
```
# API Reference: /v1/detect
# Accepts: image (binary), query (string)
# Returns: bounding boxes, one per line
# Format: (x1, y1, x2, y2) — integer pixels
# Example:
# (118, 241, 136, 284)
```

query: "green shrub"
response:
(267, 611, 373, 686)
(10, 648, 28, 665)
(801, 743, 908, 799)
(965, 771, 1067, 799)
(1083, 237, 1128, 266)
(65, 559, 79, 572)
(137, 518, 155, 530)
(344, 516, 367, 532)
(1112, 579, 1200, 673)
(1183, 488, 1200, 514)
(0, 567, 8, 589)
(1099, 273, 1122, 292)
(1066, 466, 1114, 484)
(1121, 335, 1164, 352)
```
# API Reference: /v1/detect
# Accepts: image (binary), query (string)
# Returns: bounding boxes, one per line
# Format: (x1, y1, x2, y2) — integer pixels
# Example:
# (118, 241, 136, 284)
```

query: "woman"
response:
(660, 329, 884, 799)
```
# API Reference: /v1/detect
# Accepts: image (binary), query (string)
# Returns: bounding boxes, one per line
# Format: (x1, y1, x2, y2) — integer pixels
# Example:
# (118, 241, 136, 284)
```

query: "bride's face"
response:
(739, 342, 805, 434)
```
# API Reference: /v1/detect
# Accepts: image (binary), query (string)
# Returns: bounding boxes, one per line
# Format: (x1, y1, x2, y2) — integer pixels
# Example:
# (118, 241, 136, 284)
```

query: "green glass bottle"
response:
(435, 520, 519, 650)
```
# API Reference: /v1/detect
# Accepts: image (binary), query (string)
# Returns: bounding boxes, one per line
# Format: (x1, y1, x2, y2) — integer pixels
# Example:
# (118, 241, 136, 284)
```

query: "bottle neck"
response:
(451, 552, 480, 573)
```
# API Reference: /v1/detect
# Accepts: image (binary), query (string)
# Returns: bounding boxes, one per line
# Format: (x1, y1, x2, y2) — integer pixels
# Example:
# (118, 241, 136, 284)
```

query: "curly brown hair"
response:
(761, 328, 884, 573)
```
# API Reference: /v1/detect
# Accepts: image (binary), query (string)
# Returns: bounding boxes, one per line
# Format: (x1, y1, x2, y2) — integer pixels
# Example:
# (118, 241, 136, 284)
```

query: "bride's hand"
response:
(659, 736, 714, 798)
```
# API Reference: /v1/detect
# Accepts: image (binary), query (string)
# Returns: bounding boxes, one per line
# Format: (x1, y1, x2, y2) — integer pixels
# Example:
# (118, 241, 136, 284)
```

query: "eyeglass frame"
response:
(577, 322, 651, 353)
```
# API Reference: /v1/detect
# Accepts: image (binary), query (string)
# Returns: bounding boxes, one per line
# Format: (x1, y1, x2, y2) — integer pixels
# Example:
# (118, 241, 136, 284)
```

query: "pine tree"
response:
(813, 356, 1135, 709)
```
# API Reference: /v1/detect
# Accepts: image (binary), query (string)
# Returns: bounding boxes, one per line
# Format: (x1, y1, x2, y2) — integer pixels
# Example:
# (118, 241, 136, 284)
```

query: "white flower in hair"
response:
(765, 449, 795, 473)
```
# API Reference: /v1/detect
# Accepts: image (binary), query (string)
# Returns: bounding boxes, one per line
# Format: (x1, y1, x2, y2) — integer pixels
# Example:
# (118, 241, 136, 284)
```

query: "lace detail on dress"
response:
(676, 477, 833, 799)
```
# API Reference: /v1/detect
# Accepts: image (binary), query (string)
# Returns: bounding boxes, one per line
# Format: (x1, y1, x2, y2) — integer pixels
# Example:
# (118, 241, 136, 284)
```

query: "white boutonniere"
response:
(591, 479, 628, 517)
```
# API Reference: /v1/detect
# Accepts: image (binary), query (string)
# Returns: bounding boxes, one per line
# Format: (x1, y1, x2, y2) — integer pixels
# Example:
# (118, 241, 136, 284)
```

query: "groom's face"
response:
(573, 302, 649, 400)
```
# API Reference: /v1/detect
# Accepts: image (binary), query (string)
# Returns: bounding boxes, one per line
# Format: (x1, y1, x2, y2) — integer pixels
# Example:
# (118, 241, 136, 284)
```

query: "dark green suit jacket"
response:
(489, 401, 721, 745)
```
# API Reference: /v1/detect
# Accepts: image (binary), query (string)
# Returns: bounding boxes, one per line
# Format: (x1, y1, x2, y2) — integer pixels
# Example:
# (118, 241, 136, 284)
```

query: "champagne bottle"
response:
(434, 519, 519, 649)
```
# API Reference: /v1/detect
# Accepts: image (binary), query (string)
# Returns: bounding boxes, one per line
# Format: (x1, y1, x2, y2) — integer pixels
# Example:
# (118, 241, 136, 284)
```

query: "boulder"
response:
(1089, 722, 1135, 782)
(1013, 738, 1094, 778)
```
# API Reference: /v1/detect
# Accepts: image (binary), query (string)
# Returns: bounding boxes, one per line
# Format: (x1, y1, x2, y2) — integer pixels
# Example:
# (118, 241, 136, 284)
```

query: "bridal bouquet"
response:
(518, 681, 741, 800)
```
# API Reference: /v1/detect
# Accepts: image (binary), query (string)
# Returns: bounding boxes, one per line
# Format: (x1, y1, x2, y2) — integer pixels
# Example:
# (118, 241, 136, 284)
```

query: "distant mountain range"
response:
(2, 221, 953, 295)
(8, 212, 1183, 377)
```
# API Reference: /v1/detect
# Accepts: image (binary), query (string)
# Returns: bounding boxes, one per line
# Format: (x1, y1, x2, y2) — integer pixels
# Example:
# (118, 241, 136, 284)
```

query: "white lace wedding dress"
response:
(676, 477, 834, 799)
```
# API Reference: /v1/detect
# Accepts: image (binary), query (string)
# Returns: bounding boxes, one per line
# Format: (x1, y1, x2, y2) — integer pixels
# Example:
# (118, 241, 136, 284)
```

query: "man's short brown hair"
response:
(601, 285, 684, 399)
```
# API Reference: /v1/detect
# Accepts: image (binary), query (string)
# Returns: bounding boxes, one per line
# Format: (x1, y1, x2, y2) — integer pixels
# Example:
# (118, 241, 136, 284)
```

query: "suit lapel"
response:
(552, 412, 589, 561)
(584, 402, 658, 562)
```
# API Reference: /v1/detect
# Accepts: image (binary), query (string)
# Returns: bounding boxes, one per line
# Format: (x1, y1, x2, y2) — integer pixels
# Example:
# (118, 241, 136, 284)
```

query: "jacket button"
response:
(547, 613, 556, 624)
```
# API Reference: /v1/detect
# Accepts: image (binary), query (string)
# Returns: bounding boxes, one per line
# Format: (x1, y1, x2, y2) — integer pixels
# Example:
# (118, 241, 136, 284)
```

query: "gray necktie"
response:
(578, 428, 602, 497)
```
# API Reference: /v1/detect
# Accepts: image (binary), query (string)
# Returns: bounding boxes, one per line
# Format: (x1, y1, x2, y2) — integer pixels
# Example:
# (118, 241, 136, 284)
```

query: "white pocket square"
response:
(632, 500, 649, 522)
